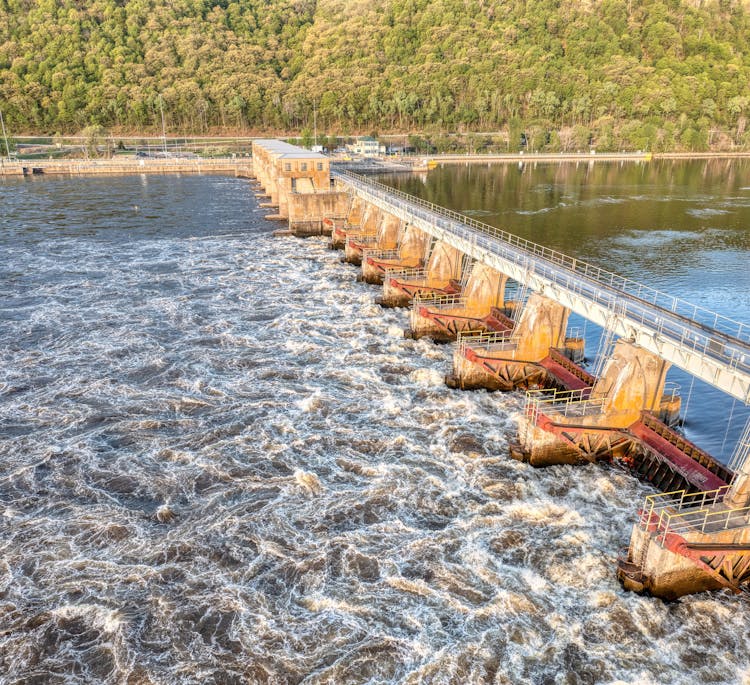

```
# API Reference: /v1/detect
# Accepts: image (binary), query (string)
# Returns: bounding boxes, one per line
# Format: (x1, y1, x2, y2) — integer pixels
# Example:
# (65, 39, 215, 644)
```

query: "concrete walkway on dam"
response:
(0, 157, 249, 177)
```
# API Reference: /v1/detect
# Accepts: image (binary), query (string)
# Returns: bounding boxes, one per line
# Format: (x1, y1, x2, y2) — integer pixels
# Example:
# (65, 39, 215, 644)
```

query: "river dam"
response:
(1, 150, 750, 682)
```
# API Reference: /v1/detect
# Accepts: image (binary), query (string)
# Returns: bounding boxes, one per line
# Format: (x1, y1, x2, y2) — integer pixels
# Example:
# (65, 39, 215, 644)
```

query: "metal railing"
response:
(662, 381, 682, 404)
(637, 487, 750, 544)
(412, 293, 466, 311)
(346, 233, 379, 247)
(639, 488, 730, 527)
(362, 248, 400, 262)
(524, 387, 605, 425)
(384, 267, 429, 285)
(457, 329, 518, 354)
(729, 416, 750, 473)
(335, 170, 750, 386)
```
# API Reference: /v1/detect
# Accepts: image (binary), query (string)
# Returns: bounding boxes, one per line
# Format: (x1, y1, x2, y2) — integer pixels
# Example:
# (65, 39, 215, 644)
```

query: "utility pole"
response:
(313, 102, 318, 149)
(159, 94, 167, 155)
(0, 109, 11, 159)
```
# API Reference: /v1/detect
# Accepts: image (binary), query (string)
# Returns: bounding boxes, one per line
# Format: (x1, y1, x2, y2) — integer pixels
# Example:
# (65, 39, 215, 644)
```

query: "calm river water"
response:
(0, 166, 749, 684)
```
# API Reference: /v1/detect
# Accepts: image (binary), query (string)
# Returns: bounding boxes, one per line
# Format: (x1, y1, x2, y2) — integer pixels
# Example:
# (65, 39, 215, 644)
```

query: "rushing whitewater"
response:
(1, 175, 749, 684)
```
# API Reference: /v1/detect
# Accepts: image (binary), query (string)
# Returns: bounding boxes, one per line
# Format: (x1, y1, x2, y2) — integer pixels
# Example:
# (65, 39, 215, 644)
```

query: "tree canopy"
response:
(2, 0, 750, 150)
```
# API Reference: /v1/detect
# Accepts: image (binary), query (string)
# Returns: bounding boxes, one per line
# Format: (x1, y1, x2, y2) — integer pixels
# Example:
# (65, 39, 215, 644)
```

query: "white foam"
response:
(409, 368, 444, 386)
(298, 391, 324, 413)
(520, 569, 549, 593)
(294, 469, 323, 495)
(686, 207, 731, 218)
(3, 176, 749, 684)
(52, 605, 124, 634)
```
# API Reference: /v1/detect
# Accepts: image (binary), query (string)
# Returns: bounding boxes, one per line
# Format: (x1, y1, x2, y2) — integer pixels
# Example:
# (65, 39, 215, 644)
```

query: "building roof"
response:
(252, 139, 327, 160)
(277, 152, 328, 160)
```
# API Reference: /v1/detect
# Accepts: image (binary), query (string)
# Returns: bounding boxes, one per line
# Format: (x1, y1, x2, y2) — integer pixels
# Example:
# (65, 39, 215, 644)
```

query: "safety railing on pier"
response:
(335, 171, 750, 388)
(524, 387, 605, 425)
(457, 329, 519, 355)
(384, 267, 430, 284)
(639, 488, 730, 528)
(638, 487, 750, 544)
(412, 293, 466, 310)
(361, 248, 400, 262)
(662, 381, 682, 405)
(346, 233, 378, 247)
(347, 231, 379, 241)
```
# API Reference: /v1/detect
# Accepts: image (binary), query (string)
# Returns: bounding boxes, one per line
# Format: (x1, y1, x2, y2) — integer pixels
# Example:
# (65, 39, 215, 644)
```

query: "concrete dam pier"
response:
(249, 139, 750, 600)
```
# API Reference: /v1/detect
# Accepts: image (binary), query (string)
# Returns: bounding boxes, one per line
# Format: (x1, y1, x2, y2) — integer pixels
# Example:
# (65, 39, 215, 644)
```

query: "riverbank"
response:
(421, 152, 649, 165)
(423, 150, 750, 165)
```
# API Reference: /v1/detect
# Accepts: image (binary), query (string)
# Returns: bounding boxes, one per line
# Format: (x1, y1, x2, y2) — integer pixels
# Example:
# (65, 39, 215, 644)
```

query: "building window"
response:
(301, 162, 307, 171)
(284, 163, 291, 171)
(317, 162, 323, 171)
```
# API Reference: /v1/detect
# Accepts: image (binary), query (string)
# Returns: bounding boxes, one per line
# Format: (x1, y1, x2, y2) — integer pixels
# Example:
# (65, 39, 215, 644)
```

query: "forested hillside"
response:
(2, 0, 750, 150)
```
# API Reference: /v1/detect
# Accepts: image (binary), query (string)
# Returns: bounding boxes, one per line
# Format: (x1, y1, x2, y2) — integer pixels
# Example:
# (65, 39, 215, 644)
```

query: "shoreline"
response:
(424, 151, 750, 164)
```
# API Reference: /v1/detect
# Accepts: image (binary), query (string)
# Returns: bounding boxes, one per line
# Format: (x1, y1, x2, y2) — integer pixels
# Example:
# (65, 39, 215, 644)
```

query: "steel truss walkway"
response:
(334, 170, 750, 404)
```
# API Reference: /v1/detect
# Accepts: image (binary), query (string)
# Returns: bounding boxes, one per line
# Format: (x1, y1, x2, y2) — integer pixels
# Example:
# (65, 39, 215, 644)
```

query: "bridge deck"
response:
(335, 171, 750, 403)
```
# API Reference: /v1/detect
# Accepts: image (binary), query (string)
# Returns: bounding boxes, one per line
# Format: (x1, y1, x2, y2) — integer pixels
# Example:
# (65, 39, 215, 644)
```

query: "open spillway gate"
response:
(249, 140, 750, 599)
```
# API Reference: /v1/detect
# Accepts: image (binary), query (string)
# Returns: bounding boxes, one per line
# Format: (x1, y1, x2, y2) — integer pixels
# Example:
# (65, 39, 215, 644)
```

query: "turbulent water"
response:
(1, 173, 750, 685)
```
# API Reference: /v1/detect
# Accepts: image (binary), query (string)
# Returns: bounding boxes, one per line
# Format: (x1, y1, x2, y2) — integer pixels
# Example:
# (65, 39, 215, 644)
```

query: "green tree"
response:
(1, 0, 750, 150)
(80, 124, 109, 158)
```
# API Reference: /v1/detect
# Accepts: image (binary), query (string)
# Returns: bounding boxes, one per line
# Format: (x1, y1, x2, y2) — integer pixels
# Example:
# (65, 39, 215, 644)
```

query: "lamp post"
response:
(158, 94, 167, 155)
(0, 109, 11, 159)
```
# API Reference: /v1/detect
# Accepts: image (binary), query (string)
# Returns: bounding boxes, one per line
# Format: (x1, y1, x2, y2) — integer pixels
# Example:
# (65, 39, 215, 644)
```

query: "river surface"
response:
(0, 168, 749, 684)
